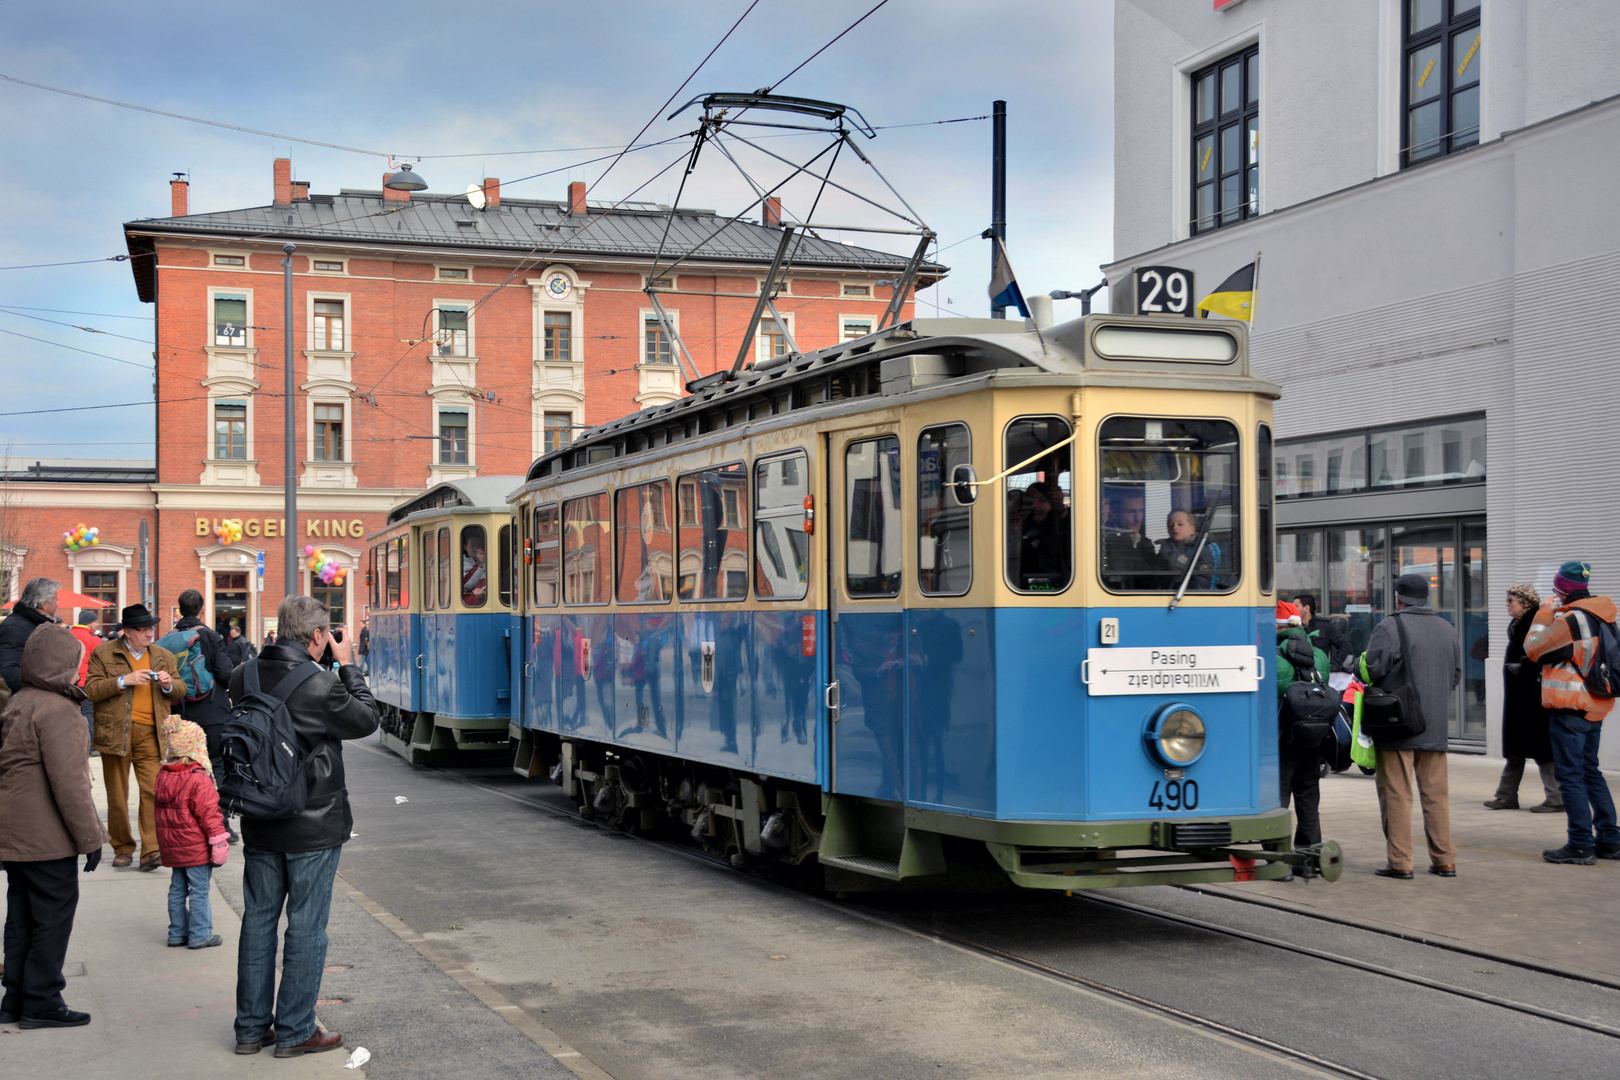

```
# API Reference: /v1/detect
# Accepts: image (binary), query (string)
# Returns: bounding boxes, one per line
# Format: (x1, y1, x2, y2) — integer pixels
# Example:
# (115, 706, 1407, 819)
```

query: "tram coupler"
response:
(1208, 841, 1343, 883)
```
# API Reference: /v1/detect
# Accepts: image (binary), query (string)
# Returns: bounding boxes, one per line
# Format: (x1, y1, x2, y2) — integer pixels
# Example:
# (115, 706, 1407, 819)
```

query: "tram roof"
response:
(524, 313, 1269, 484)
(385, 476, 525, 524)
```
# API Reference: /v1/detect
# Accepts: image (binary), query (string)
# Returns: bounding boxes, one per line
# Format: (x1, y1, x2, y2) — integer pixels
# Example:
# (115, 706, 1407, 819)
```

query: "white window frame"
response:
(207, 285, 253, 348)
(840, 314, 875, 341)
(308, 398, 349, 463)
(210, 397, 252, 462)
(841, 281, 874, 299)
(640, 307, 678, 366)
(756, 311, 794, 363)
(437, 266, 472, 281)
(307, 292, 351, 353)
(433, 300, 474, 358)
(310, 258, 347, 275)
(436, 405, 473, 466)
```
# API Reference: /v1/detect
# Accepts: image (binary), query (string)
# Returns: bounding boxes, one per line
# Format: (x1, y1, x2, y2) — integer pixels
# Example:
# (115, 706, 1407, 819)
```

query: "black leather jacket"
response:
(227, 640, 379, 852)
(0, 604, 55, 694)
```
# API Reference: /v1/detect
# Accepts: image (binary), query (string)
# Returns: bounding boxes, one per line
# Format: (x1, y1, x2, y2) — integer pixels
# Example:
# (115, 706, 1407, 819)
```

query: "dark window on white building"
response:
(1191, 45, 1259, 234)
(1403, 0, 1481, 166)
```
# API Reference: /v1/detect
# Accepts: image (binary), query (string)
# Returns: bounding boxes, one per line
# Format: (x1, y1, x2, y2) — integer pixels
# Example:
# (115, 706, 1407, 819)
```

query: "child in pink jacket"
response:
(155, 718, 229, 948)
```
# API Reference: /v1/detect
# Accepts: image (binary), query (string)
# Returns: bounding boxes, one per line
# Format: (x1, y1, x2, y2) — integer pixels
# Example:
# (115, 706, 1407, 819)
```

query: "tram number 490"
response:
(1133, 265, 1195, 317)
(1148, 779, 1199, 811)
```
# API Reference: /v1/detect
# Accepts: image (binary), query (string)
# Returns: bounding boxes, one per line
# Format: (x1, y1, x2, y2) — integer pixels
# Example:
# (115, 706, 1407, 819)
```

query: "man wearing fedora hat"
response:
(84, 605, 186, 871)
(1354, 572, 1463, 879)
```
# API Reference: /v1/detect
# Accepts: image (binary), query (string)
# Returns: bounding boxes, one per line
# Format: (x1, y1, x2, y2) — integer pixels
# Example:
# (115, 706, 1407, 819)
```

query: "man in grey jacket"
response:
(1354, 573, 1462, 879)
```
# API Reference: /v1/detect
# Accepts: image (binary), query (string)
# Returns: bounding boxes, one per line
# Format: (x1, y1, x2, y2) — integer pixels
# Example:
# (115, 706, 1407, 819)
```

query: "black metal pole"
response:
(282, 243, 297, 599)
(990, 100, 1007, 319)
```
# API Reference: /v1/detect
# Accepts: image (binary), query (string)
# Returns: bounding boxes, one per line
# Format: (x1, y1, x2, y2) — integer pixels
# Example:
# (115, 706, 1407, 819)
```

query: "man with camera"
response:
(229, 595, 377, 1059)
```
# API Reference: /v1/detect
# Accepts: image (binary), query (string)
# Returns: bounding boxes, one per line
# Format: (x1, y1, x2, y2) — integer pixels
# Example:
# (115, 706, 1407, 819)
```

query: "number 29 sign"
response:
(1133, 266, 1195, 317)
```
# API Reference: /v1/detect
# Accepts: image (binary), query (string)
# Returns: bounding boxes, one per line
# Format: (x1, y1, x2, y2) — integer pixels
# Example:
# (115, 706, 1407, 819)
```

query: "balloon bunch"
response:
(305, 545, 348, 587)
(214, 520, 244, 545)
(63, 523, 100, 551)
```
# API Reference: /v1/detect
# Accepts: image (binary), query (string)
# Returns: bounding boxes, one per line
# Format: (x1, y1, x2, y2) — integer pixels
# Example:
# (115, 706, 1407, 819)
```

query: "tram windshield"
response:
(1099, 416, 1240, 593)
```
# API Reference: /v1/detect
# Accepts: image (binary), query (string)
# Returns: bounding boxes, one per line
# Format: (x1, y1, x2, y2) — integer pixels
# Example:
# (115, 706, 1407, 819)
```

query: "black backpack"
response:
(216, 660, 323, 820)
(1569, 609, 1620, 699)
(1281, 636, 1338, 747)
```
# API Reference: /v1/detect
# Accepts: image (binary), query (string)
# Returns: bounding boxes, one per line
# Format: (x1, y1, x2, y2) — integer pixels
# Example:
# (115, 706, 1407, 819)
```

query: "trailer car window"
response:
(677, 463, 748, 600)
(1098, 416, 1240, 593)
(1004, 416, 1073, 594)
(437, 527, 451, 608)
(563, 494, 609, 605)
(499, 524, 513, 608)
(615, 481, 674, 603)
(918, 424, 972, 595)
(533, 503, 559, 607)
(397, 535, 410, 608)
(754, 451, 810, 601)
(846, 436, 902, 597)
(386, 541, 400, 609)
(422, 533, 436, 611)
(461, 524, 488, 607)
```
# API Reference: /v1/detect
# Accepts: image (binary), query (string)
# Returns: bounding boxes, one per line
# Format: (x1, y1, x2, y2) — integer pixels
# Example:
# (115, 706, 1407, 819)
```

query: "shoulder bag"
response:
(1358, 614, 1428, 744)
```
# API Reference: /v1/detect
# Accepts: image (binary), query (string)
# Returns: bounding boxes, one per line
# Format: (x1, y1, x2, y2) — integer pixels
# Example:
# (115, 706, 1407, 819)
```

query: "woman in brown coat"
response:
(0, 623, 107, 1028)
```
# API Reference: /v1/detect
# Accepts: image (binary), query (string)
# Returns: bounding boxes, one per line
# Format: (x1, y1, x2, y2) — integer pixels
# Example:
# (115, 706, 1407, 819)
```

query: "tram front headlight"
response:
(1146, 704, 1206, 767)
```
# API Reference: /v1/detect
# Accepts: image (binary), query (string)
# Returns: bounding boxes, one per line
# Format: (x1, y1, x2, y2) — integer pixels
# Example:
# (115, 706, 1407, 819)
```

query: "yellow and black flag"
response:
(1196, 261, 1256, 321)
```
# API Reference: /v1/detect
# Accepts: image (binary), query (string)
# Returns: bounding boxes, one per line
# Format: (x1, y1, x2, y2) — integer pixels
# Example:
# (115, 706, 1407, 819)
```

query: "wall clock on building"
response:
(545, 274, 572, 300)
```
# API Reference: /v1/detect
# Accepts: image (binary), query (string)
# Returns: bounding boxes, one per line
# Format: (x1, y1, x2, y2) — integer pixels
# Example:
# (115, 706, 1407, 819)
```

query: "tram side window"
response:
(422, 533, 436, 612)
(461, 524, 488, 607)
(397, 536, 410, 607)
(1098, 416, 1241, 593)
(1258, 422, 1274, 594)
(499, 524, 513, 608)
(563, 493, 610, 605)
(754, 452, 810, 601)
(846, 436, 902, 597)
(677, 463, 748, 600)
(369, 546, 380, 609)
(534, 503, 560, 606)
(386, 541, 401, 609)
(918, 424, 972, 595)
(437, 527, 451, 609)
(1003, 417, 1073, 594)
(615, 481, 674, 603)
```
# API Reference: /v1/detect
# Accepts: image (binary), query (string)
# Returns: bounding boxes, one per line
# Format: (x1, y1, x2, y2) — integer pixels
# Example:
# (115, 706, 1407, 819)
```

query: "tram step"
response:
(819, 854, 903, 881)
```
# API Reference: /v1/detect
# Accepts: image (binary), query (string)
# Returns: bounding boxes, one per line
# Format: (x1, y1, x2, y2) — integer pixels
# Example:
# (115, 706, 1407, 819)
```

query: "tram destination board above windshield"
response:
(1082, 646, 1262, 695)
(1133, 265, 1195, 317)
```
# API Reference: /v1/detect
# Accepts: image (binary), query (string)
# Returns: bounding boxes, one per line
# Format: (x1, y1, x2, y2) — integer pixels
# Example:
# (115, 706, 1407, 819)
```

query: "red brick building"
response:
(0, 159, 934, 642)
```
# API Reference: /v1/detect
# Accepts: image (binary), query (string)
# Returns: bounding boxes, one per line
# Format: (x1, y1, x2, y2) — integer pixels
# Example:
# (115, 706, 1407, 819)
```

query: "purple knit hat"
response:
(1553, 560, 1591, 597)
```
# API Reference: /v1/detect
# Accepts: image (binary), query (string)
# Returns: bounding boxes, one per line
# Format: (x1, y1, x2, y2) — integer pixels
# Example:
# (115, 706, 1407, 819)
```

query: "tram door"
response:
(827, 430, 907, 801)
(510, 512, 525, 728)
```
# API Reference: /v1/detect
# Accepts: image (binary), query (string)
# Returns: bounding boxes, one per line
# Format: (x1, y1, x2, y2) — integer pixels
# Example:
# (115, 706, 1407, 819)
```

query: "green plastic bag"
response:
(1349, 686, 1377, 771)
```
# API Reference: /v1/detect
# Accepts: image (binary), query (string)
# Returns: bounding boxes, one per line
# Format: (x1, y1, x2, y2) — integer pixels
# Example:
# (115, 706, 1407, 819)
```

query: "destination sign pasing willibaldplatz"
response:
(1082, 646, 1262, 695)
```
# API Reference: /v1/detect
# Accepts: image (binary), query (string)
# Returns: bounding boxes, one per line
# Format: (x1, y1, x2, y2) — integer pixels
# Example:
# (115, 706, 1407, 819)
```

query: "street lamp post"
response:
(282, 242, 297, 598)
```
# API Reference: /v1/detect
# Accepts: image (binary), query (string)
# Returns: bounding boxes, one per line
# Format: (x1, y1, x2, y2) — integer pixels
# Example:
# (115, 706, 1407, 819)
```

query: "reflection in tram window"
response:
(846, 437, 902, 597)
(615, 481, 674, 603)
(677, 463, 748, 601)
(499, 524, 513, 608)
(1099, 416, 1240, 593)
(754, 451, 810, 601)
(461, 525, 488, 607)
(386, 540, 400, 608)
(533, 503, 559, 607)
(1003, 416, 1072, 593)
(563, 494, 609, 605)
(423, 532, 437, 612)
(437, 527, 451, 608)
(397, 535, 410, 607)
(918, 424, 972, 595)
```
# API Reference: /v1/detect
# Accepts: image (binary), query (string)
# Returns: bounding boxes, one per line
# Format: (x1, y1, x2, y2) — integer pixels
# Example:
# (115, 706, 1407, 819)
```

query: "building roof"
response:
(124, 190, 945, 303)
(0, 459, 156, 484)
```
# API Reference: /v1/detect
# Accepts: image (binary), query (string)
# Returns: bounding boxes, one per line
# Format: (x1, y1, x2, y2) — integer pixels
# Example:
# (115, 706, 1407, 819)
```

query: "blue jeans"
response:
(235, 846, 342, 1047)
(1547, 711, 1620, 850)
(167, 865, 214, 946)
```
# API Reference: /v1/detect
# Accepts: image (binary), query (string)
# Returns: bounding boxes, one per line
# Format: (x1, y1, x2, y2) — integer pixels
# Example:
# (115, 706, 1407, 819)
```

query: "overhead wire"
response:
(0, 307, 154, 345)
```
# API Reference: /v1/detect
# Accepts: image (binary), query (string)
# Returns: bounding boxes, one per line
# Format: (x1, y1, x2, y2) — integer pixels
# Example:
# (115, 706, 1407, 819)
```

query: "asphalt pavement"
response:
(1, 742, 1613, 1080)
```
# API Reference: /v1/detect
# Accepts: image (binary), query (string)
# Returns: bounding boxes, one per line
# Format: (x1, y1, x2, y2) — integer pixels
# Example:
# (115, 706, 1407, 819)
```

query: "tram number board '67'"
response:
(1082, 646, 1262, 695)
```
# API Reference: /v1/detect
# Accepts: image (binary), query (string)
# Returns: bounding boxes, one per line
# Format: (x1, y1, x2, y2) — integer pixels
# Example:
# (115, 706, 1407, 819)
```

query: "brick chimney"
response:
(482, 177, 500, 209)
(383, 172, 410, 203)
(568, 181, 587, 215)
(170, 174, 189, 217)
(273, 158, 292, 205)
(291, 180, 310, 201)
(763, 196, 782, 227)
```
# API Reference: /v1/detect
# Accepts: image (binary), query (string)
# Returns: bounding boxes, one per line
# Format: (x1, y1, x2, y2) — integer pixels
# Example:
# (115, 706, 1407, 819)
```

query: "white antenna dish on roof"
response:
(466, 183, 487, 211)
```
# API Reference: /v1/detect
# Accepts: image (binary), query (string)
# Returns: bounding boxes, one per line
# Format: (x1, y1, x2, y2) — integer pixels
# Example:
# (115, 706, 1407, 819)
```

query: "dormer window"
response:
(214, 254, 245, 267)
(439, 267, 469, 280)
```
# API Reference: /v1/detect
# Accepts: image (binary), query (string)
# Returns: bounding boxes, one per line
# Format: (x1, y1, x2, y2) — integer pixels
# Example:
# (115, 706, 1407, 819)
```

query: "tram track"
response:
(411, 756, 1620, 1080)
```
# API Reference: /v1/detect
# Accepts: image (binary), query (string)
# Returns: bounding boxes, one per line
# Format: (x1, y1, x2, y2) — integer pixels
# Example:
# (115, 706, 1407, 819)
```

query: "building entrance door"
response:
(1390, 520, 1486, 742)
(213, 571, 250, 641)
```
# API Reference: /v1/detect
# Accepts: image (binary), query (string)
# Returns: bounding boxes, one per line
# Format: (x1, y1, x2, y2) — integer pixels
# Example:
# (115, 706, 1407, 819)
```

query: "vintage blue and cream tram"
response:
(365, 478, 523, 764)
(488, 313, 1339, 890)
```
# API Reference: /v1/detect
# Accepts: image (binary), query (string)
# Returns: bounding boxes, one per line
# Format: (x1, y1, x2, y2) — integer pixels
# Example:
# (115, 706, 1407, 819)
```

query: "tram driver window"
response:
(754, 451, 810, 601)
(1003, 417, 1072, 594)
(846, 437, 902, 597)
(677, 464, 748, 600)
(918, 424, 971, 595)
(1098, 416, 1240, 593)
(461, 525, 489, 607)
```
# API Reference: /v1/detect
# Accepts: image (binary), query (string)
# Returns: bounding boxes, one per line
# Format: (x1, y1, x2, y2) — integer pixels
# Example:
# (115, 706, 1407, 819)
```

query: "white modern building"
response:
(1105, 0, 1620, 761)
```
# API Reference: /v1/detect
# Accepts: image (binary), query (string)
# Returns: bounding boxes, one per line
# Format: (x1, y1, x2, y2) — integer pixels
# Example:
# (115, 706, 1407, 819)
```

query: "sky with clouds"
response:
(0, 0, 1113, 462)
